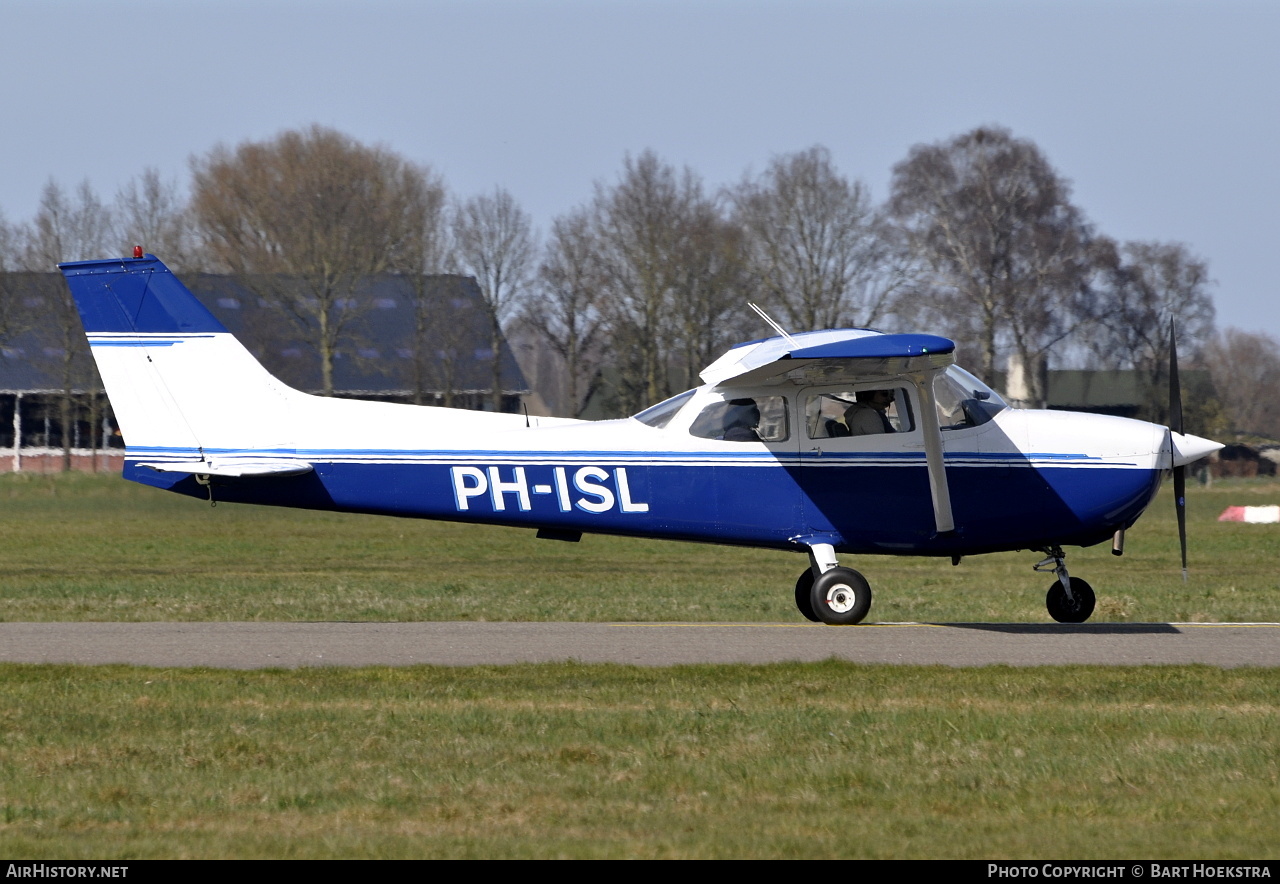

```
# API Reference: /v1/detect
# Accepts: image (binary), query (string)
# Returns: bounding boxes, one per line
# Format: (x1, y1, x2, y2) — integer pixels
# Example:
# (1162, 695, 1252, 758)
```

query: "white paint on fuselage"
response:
(97, 332, 1179, 484)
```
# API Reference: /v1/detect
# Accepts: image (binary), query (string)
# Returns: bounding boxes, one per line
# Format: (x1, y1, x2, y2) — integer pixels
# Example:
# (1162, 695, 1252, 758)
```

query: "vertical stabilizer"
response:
(59, 255, 297, 465)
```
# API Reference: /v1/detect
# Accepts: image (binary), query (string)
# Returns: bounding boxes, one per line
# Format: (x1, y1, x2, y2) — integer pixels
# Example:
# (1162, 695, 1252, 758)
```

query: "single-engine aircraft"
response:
(59, 253, 1222, 624)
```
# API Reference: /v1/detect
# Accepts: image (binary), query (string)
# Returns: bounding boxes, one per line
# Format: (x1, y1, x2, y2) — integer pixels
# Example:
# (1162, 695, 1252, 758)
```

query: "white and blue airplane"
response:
(60, 253, 1222, 625)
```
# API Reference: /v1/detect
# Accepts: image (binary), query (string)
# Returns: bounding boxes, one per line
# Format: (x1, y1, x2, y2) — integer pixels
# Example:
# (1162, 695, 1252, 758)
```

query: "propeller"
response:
(1168, 319, 1188, 582)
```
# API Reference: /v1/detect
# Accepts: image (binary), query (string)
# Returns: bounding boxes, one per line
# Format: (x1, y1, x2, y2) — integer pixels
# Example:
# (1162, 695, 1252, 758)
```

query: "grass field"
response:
(0, 472, 1276, 859)
(1, 663, 1276, 859)
(0, 472, 1277, 623)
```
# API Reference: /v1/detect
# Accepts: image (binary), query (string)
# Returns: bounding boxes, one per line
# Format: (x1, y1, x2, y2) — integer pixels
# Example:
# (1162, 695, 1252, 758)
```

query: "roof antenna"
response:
(748, 302, 797, 347)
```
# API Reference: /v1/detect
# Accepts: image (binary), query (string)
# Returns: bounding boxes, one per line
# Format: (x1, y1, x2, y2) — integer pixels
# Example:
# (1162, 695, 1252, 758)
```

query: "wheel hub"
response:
(825, 584, 857, 613)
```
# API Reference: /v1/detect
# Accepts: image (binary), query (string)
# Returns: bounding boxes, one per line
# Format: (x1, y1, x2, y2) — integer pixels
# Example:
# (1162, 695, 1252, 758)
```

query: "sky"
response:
(3, 0, 1278, 341)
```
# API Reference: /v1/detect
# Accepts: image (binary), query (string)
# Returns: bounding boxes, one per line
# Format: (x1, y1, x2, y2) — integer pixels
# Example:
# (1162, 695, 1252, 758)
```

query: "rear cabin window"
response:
(689, 395, 789, 443)
(805, 388, 915, 439)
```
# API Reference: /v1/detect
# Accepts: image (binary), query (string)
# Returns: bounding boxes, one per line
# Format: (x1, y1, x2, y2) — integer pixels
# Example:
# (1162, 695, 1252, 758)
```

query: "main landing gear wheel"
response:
(1046, 576, 1096, 624)
(810, 567, 873, 625)
(794, 570, 820, 622)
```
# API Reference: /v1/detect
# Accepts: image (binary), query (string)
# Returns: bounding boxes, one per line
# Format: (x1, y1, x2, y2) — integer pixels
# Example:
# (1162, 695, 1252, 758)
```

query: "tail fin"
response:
(61, 254, 231, 337)
(60, 255, 299, 471)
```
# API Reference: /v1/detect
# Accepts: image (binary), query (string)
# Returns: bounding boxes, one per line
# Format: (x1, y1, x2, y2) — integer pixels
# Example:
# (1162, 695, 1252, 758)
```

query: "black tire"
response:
(794, 570, 820, 622)
(810, 567, 872, 625)
(1046, 576, 1096, 623)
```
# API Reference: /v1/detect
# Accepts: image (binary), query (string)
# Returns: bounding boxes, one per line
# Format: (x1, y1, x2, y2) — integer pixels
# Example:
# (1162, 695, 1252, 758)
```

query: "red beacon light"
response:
(132, 246, 144, 259)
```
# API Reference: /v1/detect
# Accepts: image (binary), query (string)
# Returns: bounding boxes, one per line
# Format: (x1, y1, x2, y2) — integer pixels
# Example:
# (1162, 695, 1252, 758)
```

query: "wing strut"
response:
(911, 371, 955, 535)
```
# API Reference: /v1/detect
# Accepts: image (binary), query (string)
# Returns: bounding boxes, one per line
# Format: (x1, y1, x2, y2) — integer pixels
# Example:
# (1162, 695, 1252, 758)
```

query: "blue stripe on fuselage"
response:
(125, 444, 1134, 470)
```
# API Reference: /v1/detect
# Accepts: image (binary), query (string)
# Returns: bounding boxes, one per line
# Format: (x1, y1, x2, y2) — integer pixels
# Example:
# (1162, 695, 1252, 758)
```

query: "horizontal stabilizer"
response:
(136, 459, 313, 478)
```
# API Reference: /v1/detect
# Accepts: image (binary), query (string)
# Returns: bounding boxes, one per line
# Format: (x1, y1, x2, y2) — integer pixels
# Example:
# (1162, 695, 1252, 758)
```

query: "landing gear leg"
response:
(793, 544, 835, 622)
(1035, 546, 1096, 623)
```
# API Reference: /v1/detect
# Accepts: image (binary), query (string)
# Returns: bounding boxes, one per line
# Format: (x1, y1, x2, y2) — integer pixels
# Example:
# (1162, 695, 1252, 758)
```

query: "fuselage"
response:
(128, 357, 1169, 558)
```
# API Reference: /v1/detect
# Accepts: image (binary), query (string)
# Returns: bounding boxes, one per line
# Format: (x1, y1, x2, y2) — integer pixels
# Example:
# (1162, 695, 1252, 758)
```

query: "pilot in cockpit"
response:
(843, 389, 895, 435)
(721, 399, 761, 441)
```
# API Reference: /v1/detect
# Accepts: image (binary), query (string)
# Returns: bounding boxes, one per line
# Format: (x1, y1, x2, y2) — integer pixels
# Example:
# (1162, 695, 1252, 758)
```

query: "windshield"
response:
(934, 366, 1007, 430)
(633, 389, 696, 429)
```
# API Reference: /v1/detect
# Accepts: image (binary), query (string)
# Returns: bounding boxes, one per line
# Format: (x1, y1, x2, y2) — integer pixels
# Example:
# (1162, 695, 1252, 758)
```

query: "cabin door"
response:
(797, 383, 937, 546)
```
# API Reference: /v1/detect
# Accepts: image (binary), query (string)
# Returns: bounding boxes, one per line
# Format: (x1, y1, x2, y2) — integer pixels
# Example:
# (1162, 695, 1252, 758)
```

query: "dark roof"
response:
(1045, 369, 1215, 411)
(0, 272, 83, 393)
(1044, 370, 1146, 409)
(989, 368, 1217, 415)
(0, 272, 527, 399)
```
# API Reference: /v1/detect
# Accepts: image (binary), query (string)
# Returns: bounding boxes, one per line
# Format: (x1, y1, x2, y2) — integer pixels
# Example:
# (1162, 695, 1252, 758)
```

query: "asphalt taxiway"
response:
(0, 621, 1276, 668)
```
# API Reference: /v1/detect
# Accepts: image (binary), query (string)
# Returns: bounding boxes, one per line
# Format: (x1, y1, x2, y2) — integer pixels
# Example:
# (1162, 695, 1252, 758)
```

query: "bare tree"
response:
(24, 179, 113, 265)
(399, 165, 451, 275)
(20, 179, 114, 469)
(1085, 240, 1216, 424)
(1204, 328, 1280, 439)
(451, 187, 536, 411)
(731, 145, 902, 331)
(581, 151, 749, 414)
(1093, 241, 1216, 368)
(524, 208, 608, 416)
(391, 165, 458, 405)
(599, 152, 690, 411)
(190, 125, 433, 395)
(113, 167, 195, 270)
(888, 127, 1098, 404)
(0, 209, 25, 343)
(669, 202, 752, 390)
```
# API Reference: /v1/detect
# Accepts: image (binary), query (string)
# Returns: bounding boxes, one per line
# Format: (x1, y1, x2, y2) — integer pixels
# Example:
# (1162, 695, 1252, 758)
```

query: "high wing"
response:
(700, 329, 956, 387)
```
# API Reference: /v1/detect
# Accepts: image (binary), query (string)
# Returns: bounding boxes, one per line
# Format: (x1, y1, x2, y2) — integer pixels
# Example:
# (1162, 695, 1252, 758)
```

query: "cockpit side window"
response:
(805, 387, 915, 439)
(689, 395, 789, 443)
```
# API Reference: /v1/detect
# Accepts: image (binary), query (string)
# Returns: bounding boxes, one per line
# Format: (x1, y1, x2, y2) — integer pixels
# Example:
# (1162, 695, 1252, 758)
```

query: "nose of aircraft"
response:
(1170, 431, 1224, 468)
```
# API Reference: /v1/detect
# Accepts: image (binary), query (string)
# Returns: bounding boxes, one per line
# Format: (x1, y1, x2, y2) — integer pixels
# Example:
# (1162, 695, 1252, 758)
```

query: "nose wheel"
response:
(1046, 577, 1095, 623)
(1035, 547, 1096, 623)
